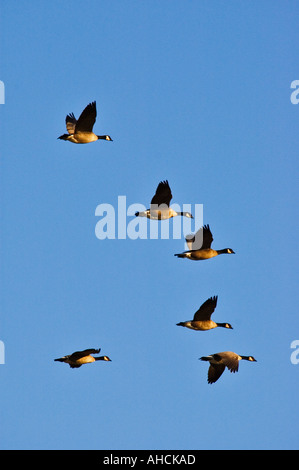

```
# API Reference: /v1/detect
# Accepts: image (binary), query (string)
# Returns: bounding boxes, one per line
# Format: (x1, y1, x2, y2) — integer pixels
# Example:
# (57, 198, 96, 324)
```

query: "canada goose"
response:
(54, 348, 111, 368)
(174, 224, 235, 260)
(176, 296, 233, 331)
(199, 351, 257, 384)
(135, 180, 193, 220)
(58, 101, 112, 144)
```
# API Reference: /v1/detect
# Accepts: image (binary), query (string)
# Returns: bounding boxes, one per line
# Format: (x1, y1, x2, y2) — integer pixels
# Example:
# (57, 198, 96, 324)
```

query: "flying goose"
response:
(54, 348, 111, 368)
(175, 224, 235, 260)
(135, 180, 193, 220)
(176, 296, 233, 331)
(58, 101, 112, 144)
(199, 351, 257, 384)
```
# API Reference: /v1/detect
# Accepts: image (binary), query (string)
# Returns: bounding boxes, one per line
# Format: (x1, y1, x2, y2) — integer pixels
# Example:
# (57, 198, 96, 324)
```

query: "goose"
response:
(135, 180, 193, 220)
(176, 296, 233, 331)
(54, 348, 111, 368)
(199, 351, 257, 384)
(174, 224, 235, 260)
(58, 101, 112, 144)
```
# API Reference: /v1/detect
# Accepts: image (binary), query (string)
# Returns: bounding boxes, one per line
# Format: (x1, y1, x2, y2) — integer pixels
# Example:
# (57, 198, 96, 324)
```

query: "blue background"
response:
(1, 1, 298, 450)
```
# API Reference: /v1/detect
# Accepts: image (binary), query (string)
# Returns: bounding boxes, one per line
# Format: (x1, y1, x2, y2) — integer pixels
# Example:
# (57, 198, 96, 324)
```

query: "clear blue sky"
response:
(1, 1, 298, 450)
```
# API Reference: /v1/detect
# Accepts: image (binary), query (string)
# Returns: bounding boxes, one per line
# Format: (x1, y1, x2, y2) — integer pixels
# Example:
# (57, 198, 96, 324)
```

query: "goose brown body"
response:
(200, 351, 257, 383)
(54, 348, 111, 368)
(135, 180, 193, 220)
(58, 101, 112, 144)
(176, 296, 233, 331)
(175, 225, 235, 260)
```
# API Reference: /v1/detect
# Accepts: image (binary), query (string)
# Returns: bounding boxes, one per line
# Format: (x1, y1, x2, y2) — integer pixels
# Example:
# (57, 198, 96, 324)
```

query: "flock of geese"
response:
(54, 100, 257, 383)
